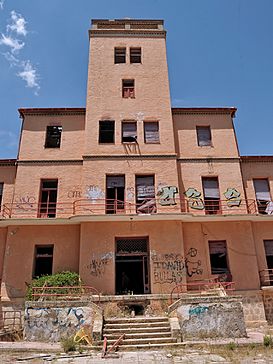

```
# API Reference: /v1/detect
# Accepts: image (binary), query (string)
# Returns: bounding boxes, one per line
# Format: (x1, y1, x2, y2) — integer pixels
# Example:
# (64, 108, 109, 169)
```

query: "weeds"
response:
(263, 335, 273, 347)
(61, 336, 77, 353)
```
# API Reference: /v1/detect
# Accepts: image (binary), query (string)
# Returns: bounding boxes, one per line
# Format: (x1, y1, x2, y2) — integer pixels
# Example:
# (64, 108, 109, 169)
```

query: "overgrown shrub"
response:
(61, 336, 77, 353)
(26, 271, 80, 301)
(263, 335, 273, 347)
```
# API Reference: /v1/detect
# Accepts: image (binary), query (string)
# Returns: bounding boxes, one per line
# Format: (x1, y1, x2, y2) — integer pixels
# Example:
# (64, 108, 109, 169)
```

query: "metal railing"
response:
(1, 197, 259, 219)
(170, 279, 235, 304)
(259, 269, 273, 286)
(31, 285, 100, 302)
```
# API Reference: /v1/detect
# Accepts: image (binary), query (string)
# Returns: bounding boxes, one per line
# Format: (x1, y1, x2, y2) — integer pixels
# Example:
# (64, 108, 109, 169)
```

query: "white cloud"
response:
(17, 60, 40, 92)
(2, 51, 20, 66)
(0, 34, 24, 53)
(0, 1, 4, 10)
(7, 11, 27, 36)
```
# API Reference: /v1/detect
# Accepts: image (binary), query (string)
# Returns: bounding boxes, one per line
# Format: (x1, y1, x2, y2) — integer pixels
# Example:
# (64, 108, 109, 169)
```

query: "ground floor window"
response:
(115, 237, 150, 295)
(33, 245, 54, 278)
(209, 240, 229, 276)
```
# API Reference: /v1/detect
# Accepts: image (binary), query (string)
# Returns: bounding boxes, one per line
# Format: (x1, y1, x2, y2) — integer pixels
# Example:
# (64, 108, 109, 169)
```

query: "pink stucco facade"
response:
(0, 19, 273, 323)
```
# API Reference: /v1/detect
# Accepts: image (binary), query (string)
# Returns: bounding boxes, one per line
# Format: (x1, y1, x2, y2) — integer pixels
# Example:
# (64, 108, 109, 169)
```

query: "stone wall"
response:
(171, 296, 247, 339)
(262, 289, 273, 324)
(24, 301, 102, 342)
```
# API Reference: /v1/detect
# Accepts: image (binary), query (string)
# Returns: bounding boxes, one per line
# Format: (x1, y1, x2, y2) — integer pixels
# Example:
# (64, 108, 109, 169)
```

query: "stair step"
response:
(104, 332, 172, 340)
(92, 342, 184, 351)
(95, 337, 177, 345)
(104, 316, 168, 324)
(103, 326, 171, 334)
(104, 322, 169, 329)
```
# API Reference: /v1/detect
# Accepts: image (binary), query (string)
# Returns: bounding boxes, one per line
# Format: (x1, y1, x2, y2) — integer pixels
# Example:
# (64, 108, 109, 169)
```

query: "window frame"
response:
(99, 120, 115, 144)
(122, 79, 135, 99)
(130, 47, 141, 63)
(121, 121, 137, 143)
(144, 121, 160, 144)
(33, 244, 54, 278)
(114, 47, 126, 64)
(196, 125, 212, 147)
(44, 125, 62, 149)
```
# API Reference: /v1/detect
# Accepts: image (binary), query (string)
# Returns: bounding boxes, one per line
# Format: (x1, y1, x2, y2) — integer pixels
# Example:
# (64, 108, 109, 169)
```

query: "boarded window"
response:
(33, 245, 54, 278)
(122, 80, 135, 98)
(202, 177, 220, 214)
(122, 122, 137, 142)
(196, 126, 212, 146)
(99, 120, 115, 143)
(45, 126, 62, 148)
(254, 179, 271, 214)
(136, 176, 155, 201)
(38, 180, 58, 218)
(0, 183, 3, 209)
(114, 47, 126, 63)
(209, 240, 229, 275)
(144, 122, 159, 143)
(130, 47, 141, 63)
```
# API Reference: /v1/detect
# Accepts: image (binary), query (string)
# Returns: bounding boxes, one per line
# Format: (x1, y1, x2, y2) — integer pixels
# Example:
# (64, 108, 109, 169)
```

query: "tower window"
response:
(122, 80, 135, 98)
(144, 122, 160, 143)
(45, 126, 62, 148)
(130, 47, 141, 63)
(122, 121, 137, 143)
(196, 126, 212, 146)
(114, 47, 126, 64)
(99, 120, 115, 143)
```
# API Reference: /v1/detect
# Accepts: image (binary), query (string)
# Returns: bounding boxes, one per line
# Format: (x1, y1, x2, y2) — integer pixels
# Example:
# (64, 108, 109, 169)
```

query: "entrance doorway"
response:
(115, 237, 150, 295)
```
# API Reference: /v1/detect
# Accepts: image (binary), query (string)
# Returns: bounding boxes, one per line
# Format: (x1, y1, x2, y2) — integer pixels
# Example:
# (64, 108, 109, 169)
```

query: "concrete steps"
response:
(95, 316, 178, 350)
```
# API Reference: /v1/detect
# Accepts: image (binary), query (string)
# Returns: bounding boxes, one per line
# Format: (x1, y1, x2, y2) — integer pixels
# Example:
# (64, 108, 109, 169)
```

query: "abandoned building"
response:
(1, 18, 273, 326)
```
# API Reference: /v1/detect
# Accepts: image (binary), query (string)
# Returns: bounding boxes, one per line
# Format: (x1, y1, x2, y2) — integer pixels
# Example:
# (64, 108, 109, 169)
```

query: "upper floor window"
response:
(45, 126, 62, 148)
(38, 179, 58, 218)
(196, 126, 212, 147)
(122, 79, 135, 98)
(99, 120, 115, 143)
(144, 122, 159, 143)
(202, 177, 220, 214)
(0, 183, 3, 209)
(130, 47, 141, 63)
(122, 121, 137, 143)
(253, 179, 271, 214)
(114, 47, 126, 64)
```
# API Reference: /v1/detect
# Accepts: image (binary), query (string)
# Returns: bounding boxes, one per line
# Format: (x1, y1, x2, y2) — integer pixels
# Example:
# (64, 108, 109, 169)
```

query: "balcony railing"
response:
(1, 197, 260, 219)
(260, 269, 273, 287)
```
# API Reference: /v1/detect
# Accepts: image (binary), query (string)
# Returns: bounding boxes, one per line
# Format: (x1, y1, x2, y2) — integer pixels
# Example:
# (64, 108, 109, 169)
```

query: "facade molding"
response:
(83, 154, 177, 160)
(172, 107, 237, 117)
(17, 159, 83, 165)
(18, 108, 86, 117)
(89, 30, 166, 38)
(177, 157, 240, 163)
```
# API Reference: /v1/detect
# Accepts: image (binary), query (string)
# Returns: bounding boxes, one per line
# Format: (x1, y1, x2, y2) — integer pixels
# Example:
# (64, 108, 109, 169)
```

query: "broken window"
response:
(196, 126, 212, 146)
(130, 47, 141, 63)
(33, 245, 54, 278)
(136, 175, 156, 214)
(99, 120, 115, 143)
(122, 121, 137, 143)
(38, 180, 58, 218)
(264, 240, 273, 285)
(209, 240, 229, 275)
(122, 80, 135, 98)
(0, 183, 3, 210)
(45, 126, 62, 148)
(202, 177, 220, 214)
(253, 179, 271, 214)
(144, 122, 159, 144)
(106, 175, 125, 214)
(114, 47, 126, 64)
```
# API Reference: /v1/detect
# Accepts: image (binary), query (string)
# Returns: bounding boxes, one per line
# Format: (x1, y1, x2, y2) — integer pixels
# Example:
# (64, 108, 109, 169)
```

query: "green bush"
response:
(26, 271, 80, 301)
(227, 341, 236, 351)
(263, 335, 273, 347)
(61, 336, 77, 353)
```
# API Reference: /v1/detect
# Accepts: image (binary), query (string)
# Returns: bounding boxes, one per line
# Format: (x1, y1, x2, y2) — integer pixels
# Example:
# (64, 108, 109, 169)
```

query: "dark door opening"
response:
(106, 175, 125, 214)
(264, 240, 273, 285)
(38, 179, 58, 218)
(115, 238, 150, 295)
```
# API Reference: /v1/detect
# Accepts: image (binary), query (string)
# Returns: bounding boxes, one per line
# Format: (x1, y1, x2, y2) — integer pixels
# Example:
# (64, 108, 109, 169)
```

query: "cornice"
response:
(17, 160, 83, 166)
(89, 30, 166, 38)
(172, 108, 237, 117)
(0, 159, 16, 167)
(177, 157, 240, 163)
(83, 154, 177, 160)
(19, 108, 86, 118)
(241, 156, 273, 163)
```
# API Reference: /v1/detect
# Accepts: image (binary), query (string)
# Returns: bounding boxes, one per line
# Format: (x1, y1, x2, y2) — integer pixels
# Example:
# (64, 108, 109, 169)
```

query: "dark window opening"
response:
(99, 120, 115, 143)
(122, 80, 135, 98)
(136, 175, 156, 214)
(196, 126, 212, 147)
(33, 245, 54, 278)
(144, 122, 159, 143)
(0, 183, 3, 210)
(264, 240, 273, 285)
(45, 126, 62, 148)
(202, 177, 220, 214)
(115, 47, 126, 64)
(130, 47, 141, 63)
(38, 180, 58, 218)
(106, 175, 125, 214)
(122, 121, 137, 143)
(253, 179, 271, 214)
(209, 241, 229, 275)
(115, 238, 149, 295)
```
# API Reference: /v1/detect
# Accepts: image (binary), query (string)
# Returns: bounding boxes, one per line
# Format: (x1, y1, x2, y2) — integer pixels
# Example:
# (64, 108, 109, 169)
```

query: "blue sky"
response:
(0, 0, 272, 158)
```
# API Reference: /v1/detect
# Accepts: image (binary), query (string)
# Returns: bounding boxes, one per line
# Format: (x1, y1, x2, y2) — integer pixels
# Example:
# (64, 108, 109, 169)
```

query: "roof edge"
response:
(172, 107, 237, 117)
(19, 108, 86, 117)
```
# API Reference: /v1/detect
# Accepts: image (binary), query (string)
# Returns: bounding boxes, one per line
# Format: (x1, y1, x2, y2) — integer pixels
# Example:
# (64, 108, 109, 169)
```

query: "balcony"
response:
(0, 197, 261, 220)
